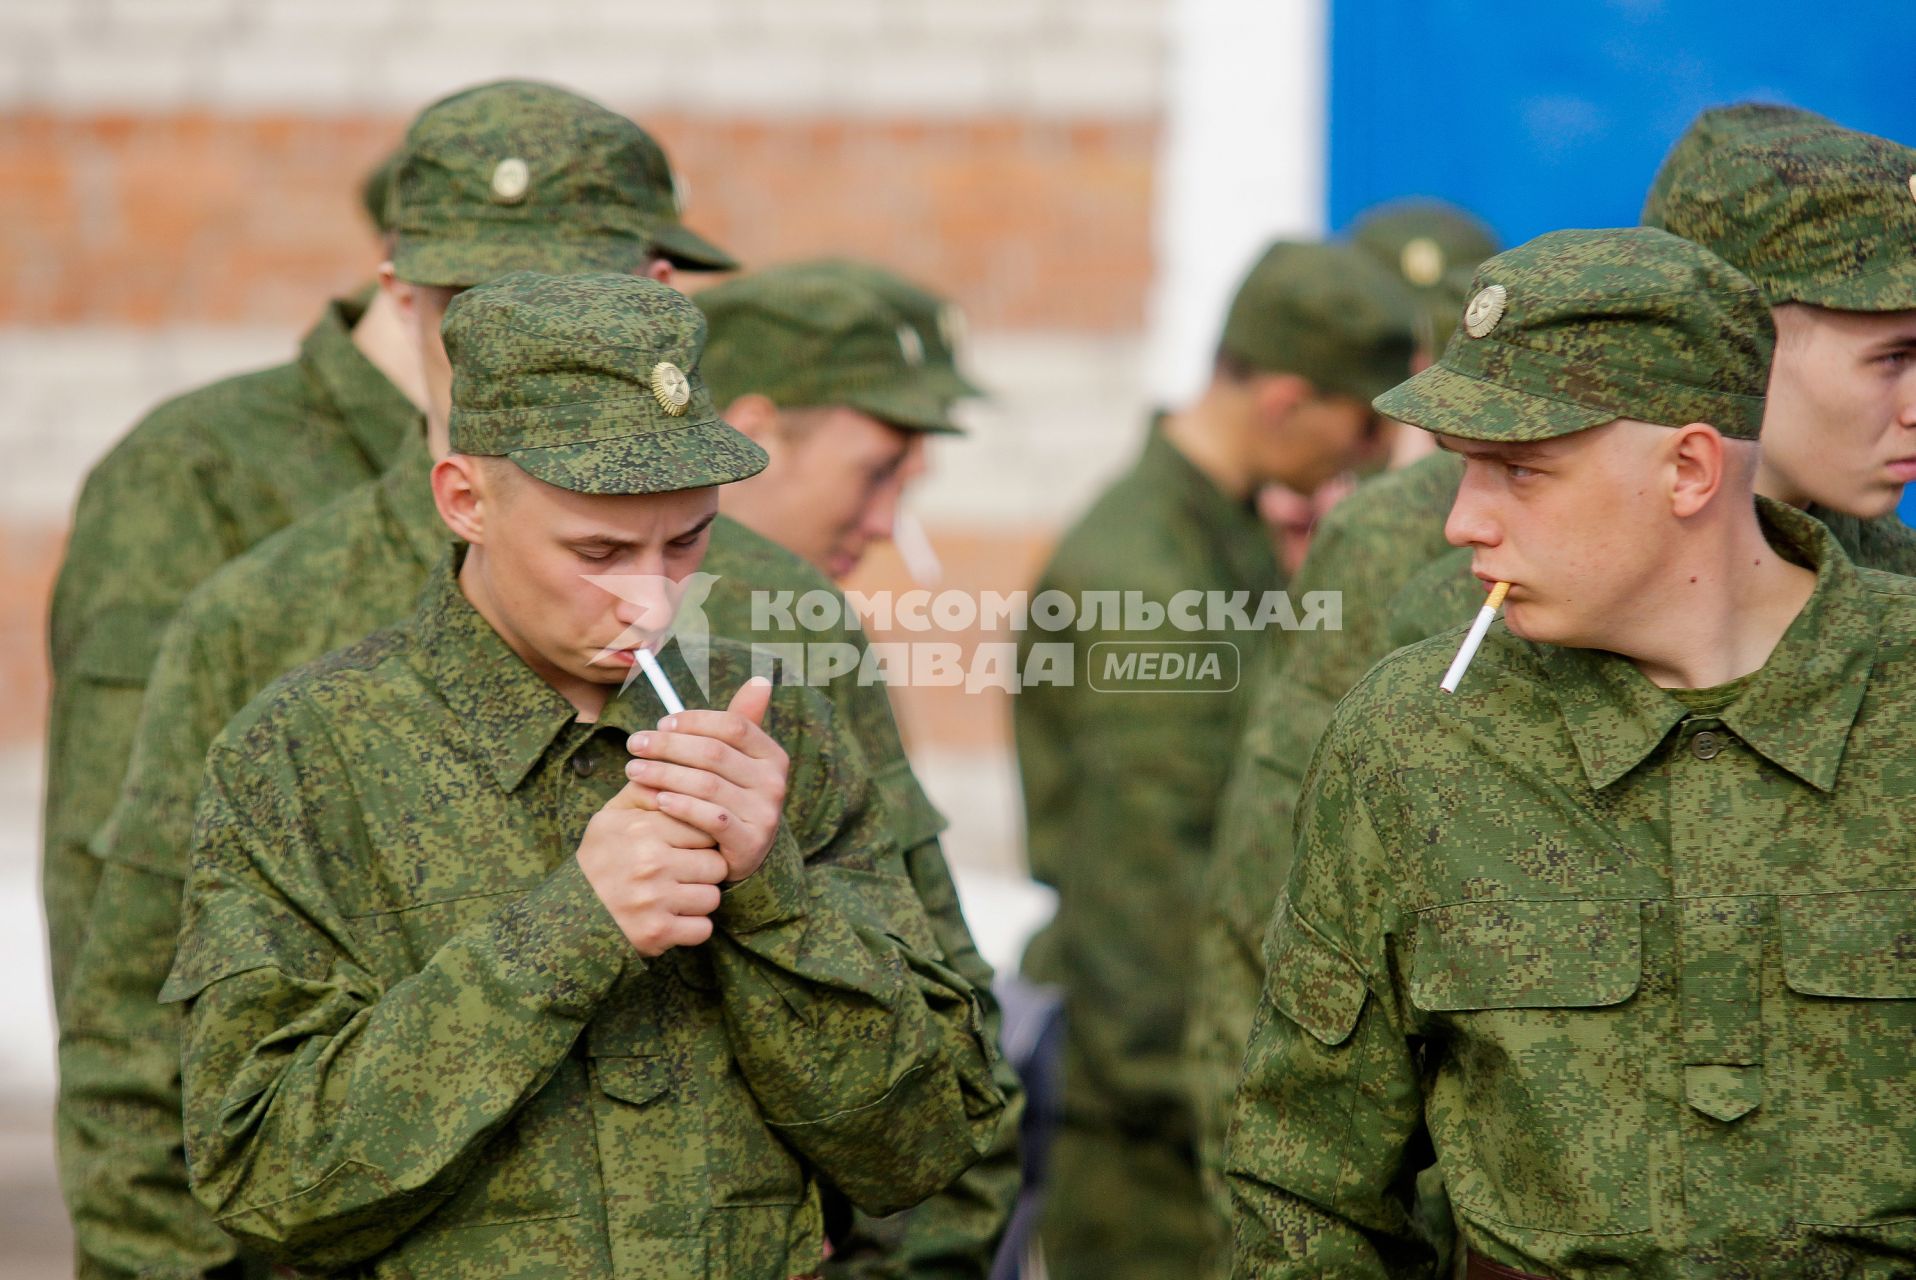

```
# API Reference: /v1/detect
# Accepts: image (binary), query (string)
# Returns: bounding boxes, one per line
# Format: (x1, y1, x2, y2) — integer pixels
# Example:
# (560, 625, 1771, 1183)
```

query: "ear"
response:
(643, 257, 676, 285)
(432, 454, 489, 544)
(722, 394, 782, 450)
(1667, 423, 1727, 519)
(378, 262, 413, 320)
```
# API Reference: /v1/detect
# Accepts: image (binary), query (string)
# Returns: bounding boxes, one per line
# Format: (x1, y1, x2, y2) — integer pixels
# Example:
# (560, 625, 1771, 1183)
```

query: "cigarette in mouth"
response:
(634, 646, 687, 715)
(1439, 581, 1509, 694)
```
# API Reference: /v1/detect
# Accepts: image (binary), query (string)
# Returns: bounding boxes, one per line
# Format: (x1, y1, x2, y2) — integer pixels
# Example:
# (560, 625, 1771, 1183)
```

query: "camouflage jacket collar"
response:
(1534, 498, 1872, 794)
(406, 550, 591, 792)
(301, 286, 426, 473)
(406, 551, 691, 791)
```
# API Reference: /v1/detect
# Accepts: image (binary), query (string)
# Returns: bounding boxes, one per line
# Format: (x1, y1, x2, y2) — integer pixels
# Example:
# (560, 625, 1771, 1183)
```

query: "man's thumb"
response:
(726, 676, 773, 727)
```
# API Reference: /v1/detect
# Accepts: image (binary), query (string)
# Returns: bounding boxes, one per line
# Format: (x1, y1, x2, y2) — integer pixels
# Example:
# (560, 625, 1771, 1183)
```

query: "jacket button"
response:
(1691, 730, 1723, 760)
(570, 751, 597, 777)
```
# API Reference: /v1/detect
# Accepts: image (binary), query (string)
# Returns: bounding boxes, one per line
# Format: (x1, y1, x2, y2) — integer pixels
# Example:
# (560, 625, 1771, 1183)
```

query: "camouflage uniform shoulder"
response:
(95, 358, 319, 481)
(704, 514, 864, 645)
(706, 513, 827, 588)
(1812, 505, 1916, 578)
(173, 478, 389, 632)
(208, 623, 414, 758)
(1322, 618, 1543, 763)
(1857, 562, 1916, 630)
(1308, 450, 1461, 561)
(1039, 456, 1210, 598)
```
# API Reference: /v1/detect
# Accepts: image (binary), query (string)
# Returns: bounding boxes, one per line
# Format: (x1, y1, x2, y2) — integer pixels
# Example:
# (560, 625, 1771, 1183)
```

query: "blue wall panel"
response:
(1326, 1, 1916, 524)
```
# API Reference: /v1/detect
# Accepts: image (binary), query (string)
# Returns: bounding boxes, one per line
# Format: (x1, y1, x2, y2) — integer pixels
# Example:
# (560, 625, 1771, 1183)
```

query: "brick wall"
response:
(1, 113, 1156, 331)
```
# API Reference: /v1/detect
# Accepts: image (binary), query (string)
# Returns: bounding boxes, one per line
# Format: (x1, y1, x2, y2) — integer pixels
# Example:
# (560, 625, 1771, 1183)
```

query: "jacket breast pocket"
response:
(1780, 888, 1916, 1228)
(1409, 898, 1649, 1238)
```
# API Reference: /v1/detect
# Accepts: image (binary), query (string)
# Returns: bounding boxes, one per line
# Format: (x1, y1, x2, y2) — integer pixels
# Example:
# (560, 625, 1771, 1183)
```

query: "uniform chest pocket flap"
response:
(587, 994, 676, 1108)
(594, 1054, 673, 1108)
(1410, 898, 1642, 1011)
(1268, 902, 1368, 1047)
(1781, 887, 1916, 999)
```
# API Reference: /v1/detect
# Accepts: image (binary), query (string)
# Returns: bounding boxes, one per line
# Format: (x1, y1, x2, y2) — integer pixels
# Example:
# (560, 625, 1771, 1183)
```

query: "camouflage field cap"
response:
(1645, 122, 1916, 310)
(1218, 241, 1421, 403)
(1375, 227, 1773, 443)
(1639, 102, 1832, 227)
(1348, 199, 1501, 350)
(444, 272, 767, 495)
(360, 144, 404, 235)
(392, 80, 736, 287)
(697, 261, 968, 434)
(811, 258, 987, 401)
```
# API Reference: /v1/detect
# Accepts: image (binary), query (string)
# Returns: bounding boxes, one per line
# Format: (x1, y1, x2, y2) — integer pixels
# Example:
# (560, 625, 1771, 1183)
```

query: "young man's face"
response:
(1439, 421, 1674, 649)
(734, 406, 921, 581)
(440, 457, 720, 698)
(1252, 389, 1382, 495)
(1762, 305, 1916, 518)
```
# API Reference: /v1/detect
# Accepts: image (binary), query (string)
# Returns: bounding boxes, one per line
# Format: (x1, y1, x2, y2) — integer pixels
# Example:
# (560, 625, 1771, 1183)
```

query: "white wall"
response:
(1145, 0, 1328, 404)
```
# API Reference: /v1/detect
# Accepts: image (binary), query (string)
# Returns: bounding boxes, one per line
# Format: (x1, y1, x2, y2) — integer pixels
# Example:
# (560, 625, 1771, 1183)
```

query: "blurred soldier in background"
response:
(39, 111, 428, 1029)
(697, 258, 1025, 1278)
(1014, 241, 1418, 1280)
(698, 260, 980, 584)
(1186, 198, 1499, 1248)
(1252, 203, 1493, 575)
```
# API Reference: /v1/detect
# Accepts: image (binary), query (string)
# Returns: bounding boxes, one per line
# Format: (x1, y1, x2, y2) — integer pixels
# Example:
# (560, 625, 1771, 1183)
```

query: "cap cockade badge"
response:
(491, 157, 530, 204)
(1400, 237, 1446, 288)
(651, 361, 692, 415)
(897, 323, 926, 367)
(1463, 284, 1507, 338)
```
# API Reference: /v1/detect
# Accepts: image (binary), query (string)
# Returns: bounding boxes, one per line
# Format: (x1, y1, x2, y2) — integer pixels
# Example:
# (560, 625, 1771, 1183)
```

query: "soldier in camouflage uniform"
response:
(63, 84, 1020, 1279)
(1232, 222, 1916, 1279)
(697, 261, 977, 583)
(166, 270, 1004, 1279)
(1190, 116, 1916, 1239)
(39, 148, 430, 1033)
(1013, 241, 1418, 1280)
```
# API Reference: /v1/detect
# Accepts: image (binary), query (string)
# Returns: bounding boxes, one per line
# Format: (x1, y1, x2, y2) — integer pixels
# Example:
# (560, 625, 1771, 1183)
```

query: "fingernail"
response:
(625, 760, 645, 778)
(630, 734, 651, 753)
(660, 716, 678, 731)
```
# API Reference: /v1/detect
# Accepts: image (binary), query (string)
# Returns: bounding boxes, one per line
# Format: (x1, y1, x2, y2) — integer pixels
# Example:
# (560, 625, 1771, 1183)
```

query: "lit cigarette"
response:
(1439, 581, 1509, 694)
(634, 647, 686, 715)
(893, 510, 944, 586)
